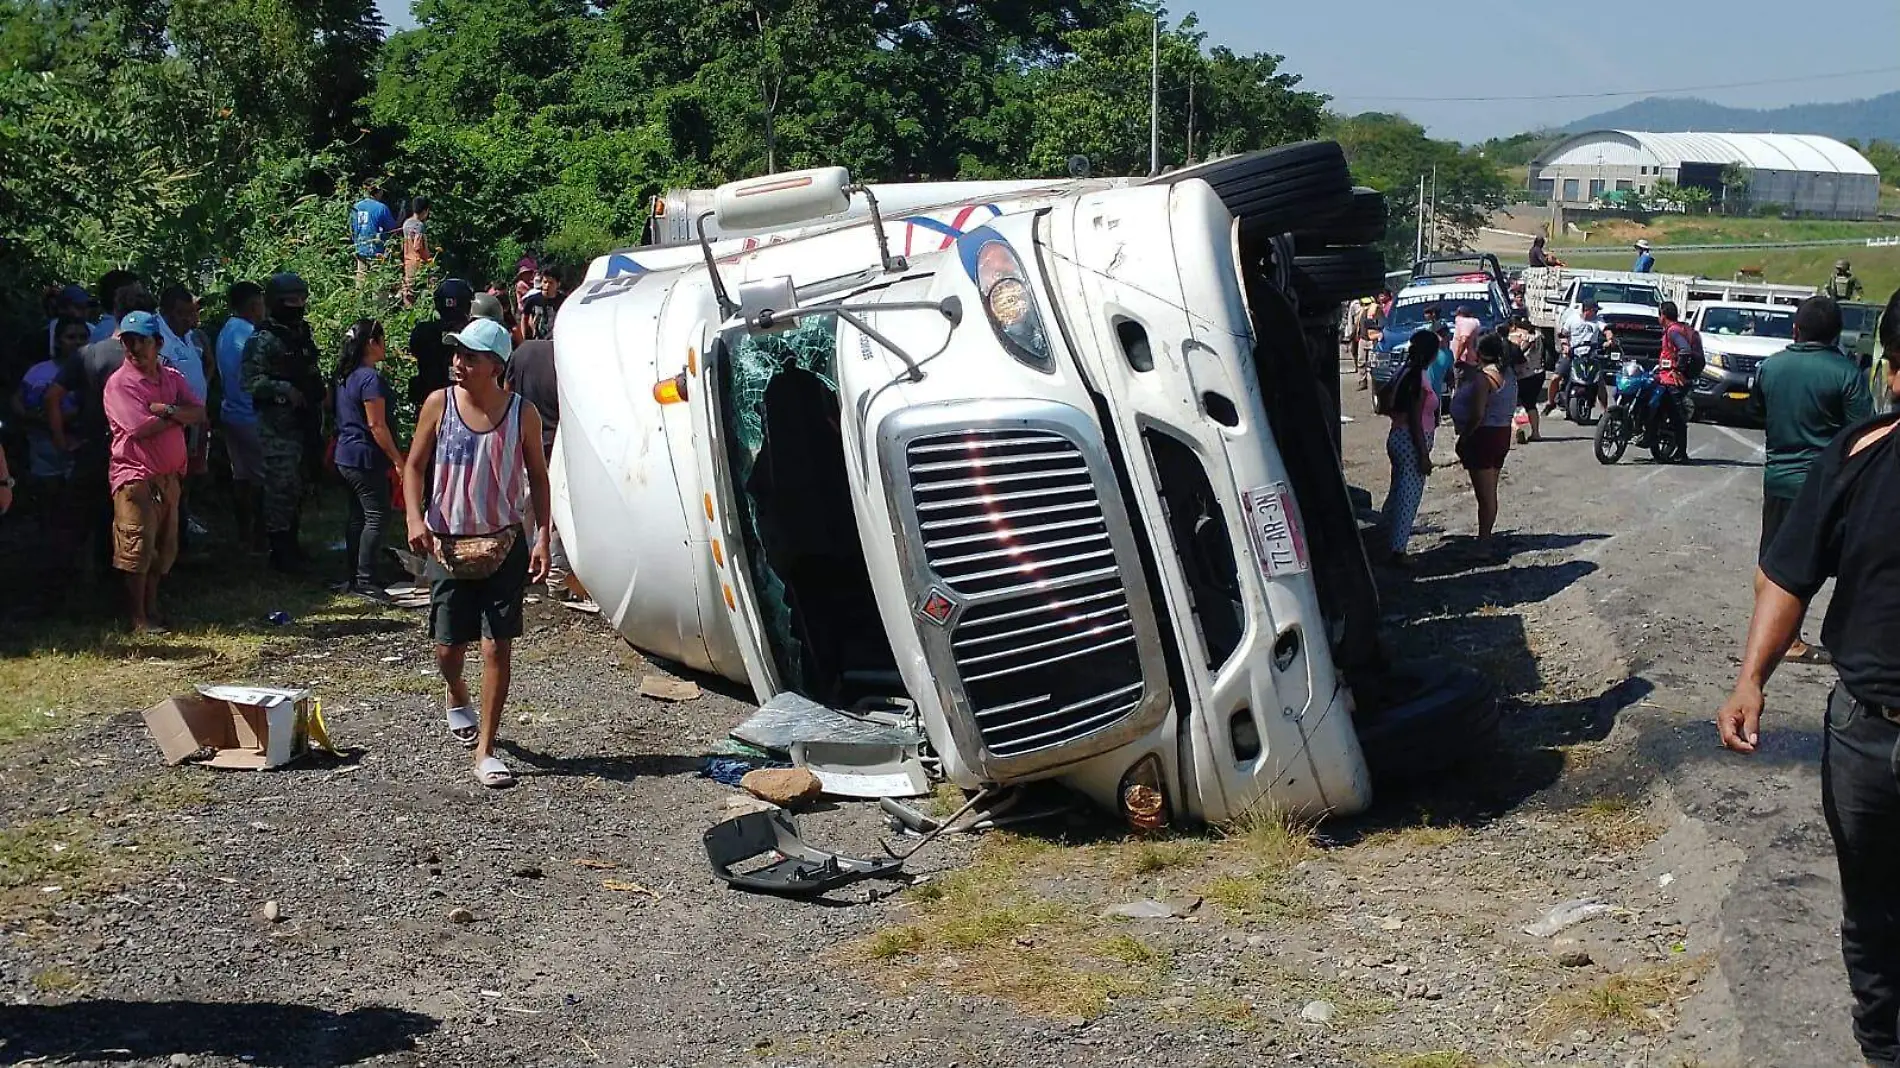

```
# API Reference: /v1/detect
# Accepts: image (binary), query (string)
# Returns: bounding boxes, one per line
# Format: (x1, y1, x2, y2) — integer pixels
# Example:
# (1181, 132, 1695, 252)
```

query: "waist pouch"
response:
(433, 527, 518, 580)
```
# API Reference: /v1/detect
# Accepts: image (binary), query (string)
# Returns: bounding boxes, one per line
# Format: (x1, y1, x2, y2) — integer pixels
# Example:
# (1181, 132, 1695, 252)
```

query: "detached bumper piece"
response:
(703, 808, 906, 898)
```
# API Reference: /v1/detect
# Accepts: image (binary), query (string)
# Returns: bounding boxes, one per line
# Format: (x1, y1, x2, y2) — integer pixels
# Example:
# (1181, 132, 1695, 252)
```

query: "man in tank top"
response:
(402, 317, 551, 788)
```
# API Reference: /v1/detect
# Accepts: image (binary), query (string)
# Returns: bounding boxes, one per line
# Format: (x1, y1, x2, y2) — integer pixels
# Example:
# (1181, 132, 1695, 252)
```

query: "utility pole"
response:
(1186, 74, 1197, 165)
(1149, 15, 1160, 176)
(1415, 174, 1425, 264)
(1429, 165, 1439, 253)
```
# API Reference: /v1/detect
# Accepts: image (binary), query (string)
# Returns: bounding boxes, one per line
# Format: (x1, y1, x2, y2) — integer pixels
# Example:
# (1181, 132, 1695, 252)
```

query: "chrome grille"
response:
(1728, 354, 1763, 374)
(907, 429, 1146, 759)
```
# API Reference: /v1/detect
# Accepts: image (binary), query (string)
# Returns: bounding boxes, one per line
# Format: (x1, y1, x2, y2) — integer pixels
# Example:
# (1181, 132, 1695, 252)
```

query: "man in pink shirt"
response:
(104, 311, 205, 633)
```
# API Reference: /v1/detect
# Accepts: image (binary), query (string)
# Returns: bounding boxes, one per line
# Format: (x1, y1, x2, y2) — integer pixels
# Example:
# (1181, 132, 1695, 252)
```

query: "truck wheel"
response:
(1156, 141, 1353, 238)
(1289, 247, 1387, 311)
(1354, 663, 1500, 786)
(1293, 187, 1388, 251)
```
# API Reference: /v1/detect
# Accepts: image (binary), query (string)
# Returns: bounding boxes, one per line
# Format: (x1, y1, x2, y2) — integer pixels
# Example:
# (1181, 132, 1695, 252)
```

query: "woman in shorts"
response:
(1450, 333, 1516, 557)
(402, 317, 551, 789)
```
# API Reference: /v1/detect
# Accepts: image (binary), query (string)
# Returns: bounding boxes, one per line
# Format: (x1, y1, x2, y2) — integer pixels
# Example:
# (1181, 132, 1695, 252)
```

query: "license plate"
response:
(1242, 482, 1310, 579)
(1726, 391, 1749, 400)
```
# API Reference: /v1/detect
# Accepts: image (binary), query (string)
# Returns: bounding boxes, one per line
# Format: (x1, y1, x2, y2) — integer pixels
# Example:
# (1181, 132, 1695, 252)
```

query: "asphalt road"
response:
(1341, 380, 1857, 1066)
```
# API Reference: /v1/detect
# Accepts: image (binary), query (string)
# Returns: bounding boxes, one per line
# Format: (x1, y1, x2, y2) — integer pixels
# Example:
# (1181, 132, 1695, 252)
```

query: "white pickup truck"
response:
(1683, 301, 1799, 425)
(1523, 269, 1672, 361)
(551, 146, 1492, 826)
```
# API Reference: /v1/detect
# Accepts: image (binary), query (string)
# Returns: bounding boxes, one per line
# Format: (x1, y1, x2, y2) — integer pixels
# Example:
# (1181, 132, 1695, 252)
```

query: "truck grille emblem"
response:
(917, 589, 957, 627)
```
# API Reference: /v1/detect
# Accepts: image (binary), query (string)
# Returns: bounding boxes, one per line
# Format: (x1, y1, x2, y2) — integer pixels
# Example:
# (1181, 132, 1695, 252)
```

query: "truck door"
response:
(688, 330, 787, 704)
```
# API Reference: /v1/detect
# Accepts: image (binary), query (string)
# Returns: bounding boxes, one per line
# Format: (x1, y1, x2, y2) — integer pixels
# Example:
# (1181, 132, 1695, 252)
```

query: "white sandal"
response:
(445, 706, 479, 748)
(474, 756, 514, 788)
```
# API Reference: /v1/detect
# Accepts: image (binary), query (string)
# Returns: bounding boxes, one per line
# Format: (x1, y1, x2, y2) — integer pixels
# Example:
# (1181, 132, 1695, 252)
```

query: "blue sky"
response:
(374, 0, 1899, 143)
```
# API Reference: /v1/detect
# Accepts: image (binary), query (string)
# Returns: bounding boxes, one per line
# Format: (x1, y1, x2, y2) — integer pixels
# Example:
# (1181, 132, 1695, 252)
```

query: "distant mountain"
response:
(1560, 91, 1900, 143)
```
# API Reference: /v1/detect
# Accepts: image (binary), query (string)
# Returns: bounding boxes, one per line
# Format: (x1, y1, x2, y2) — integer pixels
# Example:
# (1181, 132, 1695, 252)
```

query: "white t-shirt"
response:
(1565, 317, 1606, 357)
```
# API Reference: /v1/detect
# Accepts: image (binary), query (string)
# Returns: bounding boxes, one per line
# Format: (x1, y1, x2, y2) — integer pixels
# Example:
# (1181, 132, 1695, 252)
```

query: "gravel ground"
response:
(0, 365, 1856, 1067)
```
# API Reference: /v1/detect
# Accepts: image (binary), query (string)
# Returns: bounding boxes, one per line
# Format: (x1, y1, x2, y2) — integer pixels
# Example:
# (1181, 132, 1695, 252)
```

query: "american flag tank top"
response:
(426, 389, 526, 535)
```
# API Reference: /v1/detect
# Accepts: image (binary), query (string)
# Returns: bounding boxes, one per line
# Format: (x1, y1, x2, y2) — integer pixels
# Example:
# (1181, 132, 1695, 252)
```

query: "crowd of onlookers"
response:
(1, 197, 583, 787)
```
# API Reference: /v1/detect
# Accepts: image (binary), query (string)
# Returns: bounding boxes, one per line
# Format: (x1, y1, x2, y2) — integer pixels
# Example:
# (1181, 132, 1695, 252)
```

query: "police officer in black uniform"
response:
(1719, 289, 1900, 1068)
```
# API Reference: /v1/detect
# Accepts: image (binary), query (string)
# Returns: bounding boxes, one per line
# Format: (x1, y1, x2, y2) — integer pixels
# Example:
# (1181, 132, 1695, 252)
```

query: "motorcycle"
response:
(1563, 343, 1613, 425)
(1594, 358, 1686, 465)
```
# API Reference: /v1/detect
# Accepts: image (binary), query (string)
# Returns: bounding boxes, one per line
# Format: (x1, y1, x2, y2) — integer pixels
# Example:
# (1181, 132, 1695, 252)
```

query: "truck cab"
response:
(553, 148, 1484, 825)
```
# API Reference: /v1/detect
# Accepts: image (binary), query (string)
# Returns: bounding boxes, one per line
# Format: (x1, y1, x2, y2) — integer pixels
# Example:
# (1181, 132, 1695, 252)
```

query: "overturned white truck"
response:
(552, 143, 1492, 826)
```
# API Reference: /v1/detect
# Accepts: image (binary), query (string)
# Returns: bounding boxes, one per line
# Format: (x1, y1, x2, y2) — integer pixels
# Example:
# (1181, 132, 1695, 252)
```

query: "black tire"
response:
(1594, 408, 1628, 464)
(1293, 187, 1388, 251)
(1289, 247, 1387, 310)
(1355, 663, 1500, 785)
(1157, 141, 1353, 238)
(1565, 389, 1587, 425)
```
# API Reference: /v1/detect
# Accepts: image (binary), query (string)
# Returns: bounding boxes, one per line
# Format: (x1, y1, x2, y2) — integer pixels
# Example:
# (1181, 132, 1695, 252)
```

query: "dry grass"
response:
(0, 572, 409, 748)
(1199, 874, 1318, 920)
(0, 769, 207, 921)
(1221, 804, 1317, 875)
(1354, 821, 1471, 852)
(1122, 838, 1207, 876)
(1374, 1053, 1486, 1068)
(30, 966, 88, 994)
(1188, 991, 1257, 1028)
(1569, 796, 1662, 852)
(1530, 957, 1712, 1042)
(853, 833, 1168, 1018)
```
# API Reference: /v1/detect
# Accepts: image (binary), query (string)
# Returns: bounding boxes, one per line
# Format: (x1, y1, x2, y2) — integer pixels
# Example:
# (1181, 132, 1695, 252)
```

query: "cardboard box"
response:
(142, 686, 320, 770)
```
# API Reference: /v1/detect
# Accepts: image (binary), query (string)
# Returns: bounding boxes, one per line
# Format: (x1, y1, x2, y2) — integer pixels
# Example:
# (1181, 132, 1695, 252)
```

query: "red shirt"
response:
(104, 360, 200, 494)
(1658, 322, 1700, 389)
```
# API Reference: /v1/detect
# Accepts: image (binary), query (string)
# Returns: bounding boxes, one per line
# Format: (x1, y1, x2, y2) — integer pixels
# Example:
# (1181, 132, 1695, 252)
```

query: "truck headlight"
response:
(972, 238, 1053, 372)
(1118, 754, 1170, 832)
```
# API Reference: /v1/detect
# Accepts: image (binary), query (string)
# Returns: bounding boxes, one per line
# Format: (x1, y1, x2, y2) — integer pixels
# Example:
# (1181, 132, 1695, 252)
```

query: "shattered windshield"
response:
(717, 318, 841, 695)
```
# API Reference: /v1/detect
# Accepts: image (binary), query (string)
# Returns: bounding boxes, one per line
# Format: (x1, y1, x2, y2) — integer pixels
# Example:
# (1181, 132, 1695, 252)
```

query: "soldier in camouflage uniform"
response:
(240, 273, 326, 572)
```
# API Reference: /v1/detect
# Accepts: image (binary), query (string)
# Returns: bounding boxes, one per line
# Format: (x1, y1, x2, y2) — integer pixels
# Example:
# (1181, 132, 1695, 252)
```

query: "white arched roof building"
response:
(1529, 130, 1880, 219)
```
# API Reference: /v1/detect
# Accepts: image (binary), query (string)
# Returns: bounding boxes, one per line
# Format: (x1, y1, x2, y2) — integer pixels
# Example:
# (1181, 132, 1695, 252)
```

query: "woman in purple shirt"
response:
(330, 320, 407, 598)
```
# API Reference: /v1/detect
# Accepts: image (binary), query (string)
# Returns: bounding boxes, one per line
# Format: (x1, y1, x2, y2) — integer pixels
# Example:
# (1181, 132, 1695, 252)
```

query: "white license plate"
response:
(1242, 482, 1310, 579)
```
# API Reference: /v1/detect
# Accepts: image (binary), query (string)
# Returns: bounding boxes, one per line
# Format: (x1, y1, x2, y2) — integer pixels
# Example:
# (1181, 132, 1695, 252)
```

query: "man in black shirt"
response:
(407, 278, 472, 407)
(504, 337, 594, 612)
(519, 270, 565, 342)
(1719, 293, 1900, 1067)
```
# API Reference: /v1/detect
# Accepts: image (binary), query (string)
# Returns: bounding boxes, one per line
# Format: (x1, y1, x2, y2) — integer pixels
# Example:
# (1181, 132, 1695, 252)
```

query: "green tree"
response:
(1718, 162, 1750, 214)
(1020, 10, 1324, 178)
(1329, 112, 1510, 266)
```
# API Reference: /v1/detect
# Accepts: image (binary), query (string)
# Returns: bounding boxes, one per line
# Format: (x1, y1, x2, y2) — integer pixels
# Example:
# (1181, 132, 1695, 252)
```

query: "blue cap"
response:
(58, 284, 91, 306)
(118, 311, 163, 338)
(444, 317, 513, 362)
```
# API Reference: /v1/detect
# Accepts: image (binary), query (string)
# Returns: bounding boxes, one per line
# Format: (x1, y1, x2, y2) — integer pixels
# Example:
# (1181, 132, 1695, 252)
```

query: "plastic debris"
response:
(698, 756, 789, 787)
(703, 808, 904, 898)
(729, 692, 921, 753)
(1525, 898, 1616, 938)
(266, 611, 291, 626)
(790, 740, 929, 799)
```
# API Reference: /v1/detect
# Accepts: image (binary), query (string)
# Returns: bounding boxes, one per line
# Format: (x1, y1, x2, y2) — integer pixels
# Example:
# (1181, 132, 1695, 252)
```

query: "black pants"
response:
(1824, 684, 1900, 1067)
(337, 465, 388, 587)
